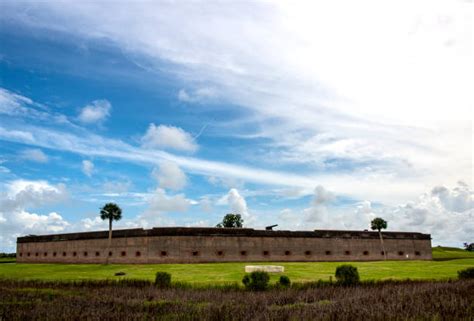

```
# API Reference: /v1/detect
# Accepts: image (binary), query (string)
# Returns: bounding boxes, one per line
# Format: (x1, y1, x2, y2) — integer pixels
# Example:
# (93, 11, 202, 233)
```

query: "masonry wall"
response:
(16, 228, 432, 263)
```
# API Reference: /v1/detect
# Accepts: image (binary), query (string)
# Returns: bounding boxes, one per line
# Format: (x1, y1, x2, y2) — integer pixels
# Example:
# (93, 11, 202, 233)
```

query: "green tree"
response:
(464, 243, 474, 252)
(371, 217, 388, 260)
(100, 203, 122, 264)
(216, 213, 243, 228)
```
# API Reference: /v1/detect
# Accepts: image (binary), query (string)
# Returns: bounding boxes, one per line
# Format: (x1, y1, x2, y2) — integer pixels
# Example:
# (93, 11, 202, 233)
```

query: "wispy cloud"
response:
(2, 1, 470, 196)
(19, 148, 49, 163)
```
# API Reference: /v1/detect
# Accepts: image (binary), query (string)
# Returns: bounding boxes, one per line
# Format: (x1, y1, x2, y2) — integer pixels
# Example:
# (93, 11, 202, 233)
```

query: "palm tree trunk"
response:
(378, 230, 387, 260)
(105, 218, 112, 264)
(108, 218, 112, 245)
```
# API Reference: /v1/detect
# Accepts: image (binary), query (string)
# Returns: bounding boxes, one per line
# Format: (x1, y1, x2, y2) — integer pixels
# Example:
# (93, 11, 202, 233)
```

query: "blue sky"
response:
(0, 1, 472, 251)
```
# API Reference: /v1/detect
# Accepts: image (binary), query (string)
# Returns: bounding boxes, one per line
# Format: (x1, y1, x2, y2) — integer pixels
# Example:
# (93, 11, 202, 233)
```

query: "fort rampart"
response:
(16, 227, 432, 263)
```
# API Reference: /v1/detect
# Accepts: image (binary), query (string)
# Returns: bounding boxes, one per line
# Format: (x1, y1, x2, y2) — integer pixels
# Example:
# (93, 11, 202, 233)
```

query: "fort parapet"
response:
(16, 227, 432, 263)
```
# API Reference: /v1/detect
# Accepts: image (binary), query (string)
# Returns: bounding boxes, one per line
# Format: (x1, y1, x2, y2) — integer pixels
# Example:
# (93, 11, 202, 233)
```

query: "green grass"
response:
(0, 258, 16, 263)
(432, 246, 474, 260)
(1, 247, 472, 284)
(0, 259, 473, 284)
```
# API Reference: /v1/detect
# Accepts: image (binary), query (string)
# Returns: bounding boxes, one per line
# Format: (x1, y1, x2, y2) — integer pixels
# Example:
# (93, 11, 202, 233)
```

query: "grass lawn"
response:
(432, 246, 474, 260)
(0, 258, 473, 284)
(0, 258, 16, 263)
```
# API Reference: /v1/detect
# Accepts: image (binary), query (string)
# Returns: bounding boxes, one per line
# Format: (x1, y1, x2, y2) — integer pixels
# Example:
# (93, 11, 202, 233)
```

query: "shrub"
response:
(335, 264, 360, 286)
(278, 275, 291, 288)
(242, 271, 270, 291)
(155, 272, 171, 288)
(458, 267, 474, 279)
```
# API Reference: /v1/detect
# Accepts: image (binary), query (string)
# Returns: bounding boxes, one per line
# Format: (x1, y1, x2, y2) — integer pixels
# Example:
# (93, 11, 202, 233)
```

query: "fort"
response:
(16, 227, 432, 263)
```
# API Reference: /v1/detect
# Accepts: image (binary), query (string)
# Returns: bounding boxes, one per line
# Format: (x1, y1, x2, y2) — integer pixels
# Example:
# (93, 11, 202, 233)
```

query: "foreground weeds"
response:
(0, 279, 473, 320)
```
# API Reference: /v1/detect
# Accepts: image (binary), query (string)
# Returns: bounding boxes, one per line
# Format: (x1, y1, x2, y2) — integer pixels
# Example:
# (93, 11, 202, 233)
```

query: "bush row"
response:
(143, 265, 473, 291)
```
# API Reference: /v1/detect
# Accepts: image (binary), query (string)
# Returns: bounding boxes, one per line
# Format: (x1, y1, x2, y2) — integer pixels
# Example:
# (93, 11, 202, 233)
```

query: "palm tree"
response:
(100, 203, 122, 264)
(371, 217, 388, 260)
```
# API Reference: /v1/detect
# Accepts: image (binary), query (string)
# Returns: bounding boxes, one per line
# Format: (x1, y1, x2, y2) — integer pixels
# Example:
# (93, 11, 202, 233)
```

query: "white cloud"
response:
(312, 185, 335, 206)
(3, 179, 68, 210)
(217, 188, 253, 224)
(79, 217, 107, 231)
(77, 99, 111, 124)
(82, 160, 94, 177)
(387, 182, 474, 246)
(199, 196, 213, 213)
(146, 188, 191, 213)
(0, 179, 69, 251)
(152, 161, 187, 191)
(278, 182, 473, 246)
(302, 186, 335, 223)
(178, 87, 218, 103)
(19, 148, 48, 163)
(430, 181, 473, 213)
(207, 175, 244, 189)
(101, 180, 132, 194)
(0, 87, 33, 116)
(141, 123, 198, 152)
(0, 87, 70, 125)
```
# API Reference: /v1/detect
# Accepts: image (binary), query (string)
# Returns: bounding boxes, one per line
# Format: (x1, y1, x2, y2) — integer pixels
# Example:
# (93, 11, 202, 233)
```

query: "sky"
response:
(0, 0, 472, 252)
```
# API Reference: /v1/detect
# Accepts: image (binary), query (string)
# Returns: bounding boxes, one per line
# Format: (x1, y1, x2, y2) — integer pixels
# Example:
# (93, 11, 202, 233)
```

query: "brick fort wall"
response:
(16, 227, 432, 263)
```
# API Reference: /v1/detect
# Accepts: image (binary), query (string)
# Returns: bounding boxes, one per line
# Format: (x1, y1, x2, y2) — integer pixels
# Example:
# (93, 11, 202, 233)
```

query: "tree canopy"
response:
(216, 213, 243, 228)
(100, 203, 122, 222)
(464, 243, 474, 252)
(370, 217, 387, 231)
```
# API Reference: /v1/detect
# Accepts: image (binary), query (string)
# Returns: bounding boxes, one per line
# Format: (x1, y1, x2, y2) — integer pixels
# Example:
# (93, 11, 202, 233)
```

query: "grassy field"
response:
(432, 246, 474, 260)
(0, 259, 473, 284)
(0, 247, 472, 284)
(0, 258, 16, 263)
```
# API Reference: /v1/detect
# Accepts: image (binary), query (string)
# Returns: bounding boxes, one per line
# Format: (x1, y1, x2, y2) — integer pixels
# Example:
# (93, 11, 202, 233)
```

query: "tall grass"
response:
(1, 279, 472, 320)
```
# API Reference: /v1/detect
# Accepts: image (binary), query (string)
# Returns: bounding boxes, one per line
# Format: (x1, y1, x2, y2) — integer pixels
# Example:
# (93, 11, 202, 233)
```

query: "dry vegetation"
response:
(1, 279, 473, 320)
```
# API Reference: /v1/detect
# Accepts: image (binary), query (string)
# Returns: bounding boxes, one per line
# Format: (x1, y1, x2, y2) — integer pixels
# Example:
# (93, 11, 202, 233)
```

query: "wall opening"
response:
(363, 251, 369, 256)
(240, 250, 247, 256)
(27, 252, 30, 257)
(73, 252, 77, 257)
(121, 251, 126, 257)
(415, 251, 421, 256)
(35, 253, 39, 257)
(325, 250, 331, 255)
(381, 251, 385, 256)
(263, 250, 269, 256)
(53, 252, 57, 257)
(160, 251, 168, 257)
(192, 251, 199, 256)
(135, 251, 141, 257)
(398, 251, 404, 256)
(345, 251, 351, 255)
(44, 252, 47, 257)
(83, 251, 88, 257)
(284, 250, 291, 256)
(305, 250, 312, 256)
(95, 251, 100, 257)
(108, 251, 113, 257)
(19, 253, 23, 257)
(216, 250, 224, 256)
(62, 252, 66, 257)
